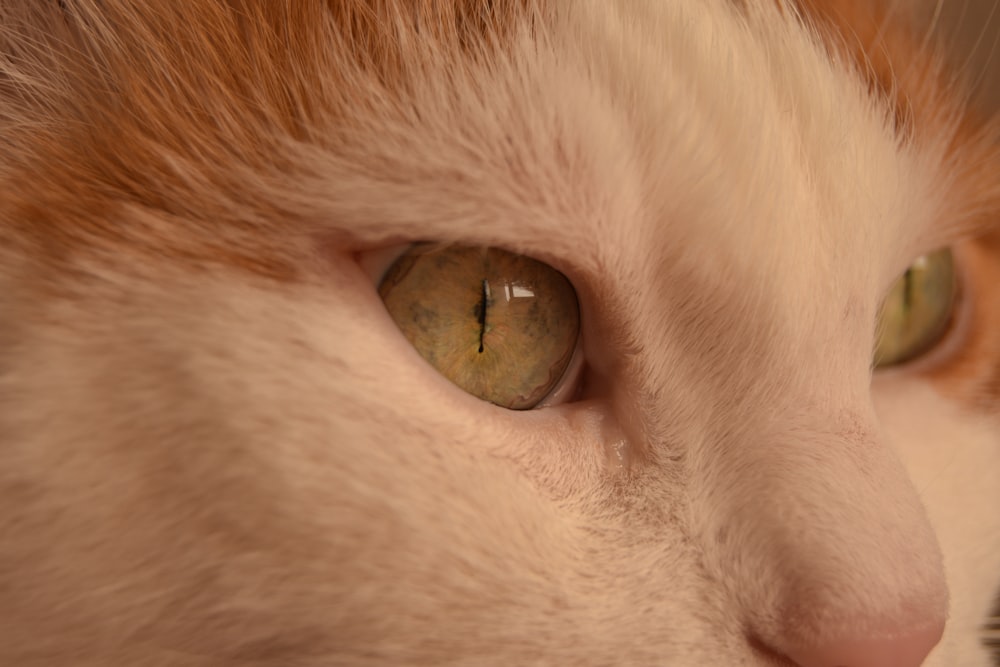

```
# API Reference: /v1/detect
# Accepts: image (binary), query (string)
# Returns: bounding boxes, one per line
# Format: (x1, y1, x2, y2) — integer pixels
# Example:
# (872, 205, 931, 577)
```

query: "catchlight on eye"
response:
(378, 244, 580, 410)
(874, 248, 957, 368)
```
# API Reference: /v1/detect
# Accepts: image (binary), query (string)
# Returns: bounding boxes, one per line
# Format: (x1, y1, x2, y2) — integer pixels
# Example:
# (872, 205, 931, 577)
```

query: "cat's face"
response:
(1, 1, 999, 666)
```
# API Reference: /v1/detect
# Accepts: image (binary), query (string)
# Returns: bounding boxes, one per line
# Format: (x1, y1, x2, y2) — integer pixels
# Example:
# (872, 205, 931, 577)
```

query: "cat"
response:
(1, 0, 999, 665)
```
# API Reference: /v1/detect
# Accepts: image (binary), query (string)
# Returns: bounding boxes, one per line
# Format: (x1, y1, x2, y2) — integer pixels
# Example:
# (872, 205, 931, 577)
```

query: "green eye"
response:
(378, 244, 580, 410)
(874, 248, 956, 368)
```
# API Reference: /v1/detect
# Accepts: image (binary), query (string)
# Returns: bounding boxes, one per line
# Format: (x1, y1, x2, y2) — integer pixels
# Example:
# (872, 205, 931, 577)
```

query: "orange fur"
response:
(1, 2, 998, 666)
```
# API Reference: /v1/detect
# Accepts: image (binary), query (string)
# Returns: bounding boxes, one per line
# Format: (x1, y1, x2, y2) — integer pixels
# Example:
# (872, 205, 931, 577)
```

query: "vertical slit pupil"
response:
(478, 278, 488, 353)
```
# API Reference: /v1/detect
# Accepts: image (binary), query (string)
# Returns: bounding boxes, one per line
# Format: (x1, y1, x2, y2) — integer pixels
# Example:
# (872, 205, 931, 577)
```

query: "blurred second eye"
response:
(874, 248, 957, 368)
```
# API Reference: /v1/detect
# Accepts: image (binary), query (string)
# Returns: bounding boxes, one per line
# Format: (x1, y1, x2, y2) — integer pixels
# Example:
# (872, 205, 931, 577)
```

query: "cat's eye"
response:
(873, 248, 957, 368)
(378, 244, 580, 410)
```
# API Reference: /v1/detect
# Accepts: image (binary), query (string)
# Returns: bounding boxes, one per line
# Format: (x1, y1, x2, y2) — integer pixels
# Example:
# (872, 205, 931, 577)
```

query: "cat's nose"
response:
(785, 622, 945, 667)
(688, 408, 949, 667)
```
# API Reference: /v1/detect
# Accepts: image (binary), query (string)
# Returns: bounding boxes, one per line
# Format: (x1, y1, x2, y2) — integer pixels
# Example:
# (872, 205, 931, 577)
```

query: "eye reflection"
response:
(505, 284, 535, 299)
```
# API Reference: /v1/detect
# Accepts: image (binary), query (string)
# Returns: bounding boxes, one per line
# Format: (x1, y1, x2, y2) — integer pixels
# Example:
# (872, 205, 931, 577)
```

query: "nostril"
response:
(785, 621, 945, 667)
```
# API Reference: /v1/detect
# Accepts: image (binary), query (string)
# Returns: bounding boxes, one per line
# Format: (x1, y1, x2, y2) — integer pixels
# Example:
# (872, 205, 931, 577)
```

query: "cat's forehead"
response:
(293, 0, 997, 275)
(1, 1, 997, 289)
(314, 2, 981, 283)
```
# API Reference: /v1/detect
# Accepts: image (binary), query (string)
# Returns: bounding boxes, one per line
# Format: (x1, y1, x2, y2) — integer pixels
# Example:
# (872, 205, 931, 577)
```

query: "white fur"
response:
(0, 1, 996, 665)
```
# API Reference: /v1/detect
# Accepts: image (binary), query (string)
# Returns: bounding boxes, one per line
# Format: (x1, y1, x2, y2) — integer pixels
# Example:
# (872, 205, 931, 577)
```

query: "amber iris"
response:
(379, 244, 580, 409)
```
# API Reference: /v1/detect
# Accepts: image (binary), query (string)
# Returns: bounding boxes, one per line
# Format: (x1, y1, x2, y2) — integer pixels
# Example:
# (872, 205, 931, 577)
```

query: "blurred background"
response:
(936, 0, 999, 111)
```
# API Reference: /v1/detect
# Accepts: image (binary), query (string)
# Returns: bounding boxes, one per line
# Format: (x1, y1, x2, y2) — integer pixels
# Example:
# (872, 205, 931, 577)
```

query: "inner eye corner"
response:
(357, 242, 420, 286)
(532, 327, 588, 409)
(373, 242, 584, 411)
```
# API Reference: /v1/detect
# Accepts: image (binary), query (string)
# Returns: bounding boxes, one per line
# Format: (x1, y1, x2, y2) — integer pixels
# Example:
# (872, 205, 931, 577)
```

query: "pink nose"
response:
(786, 622, 945, 667)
